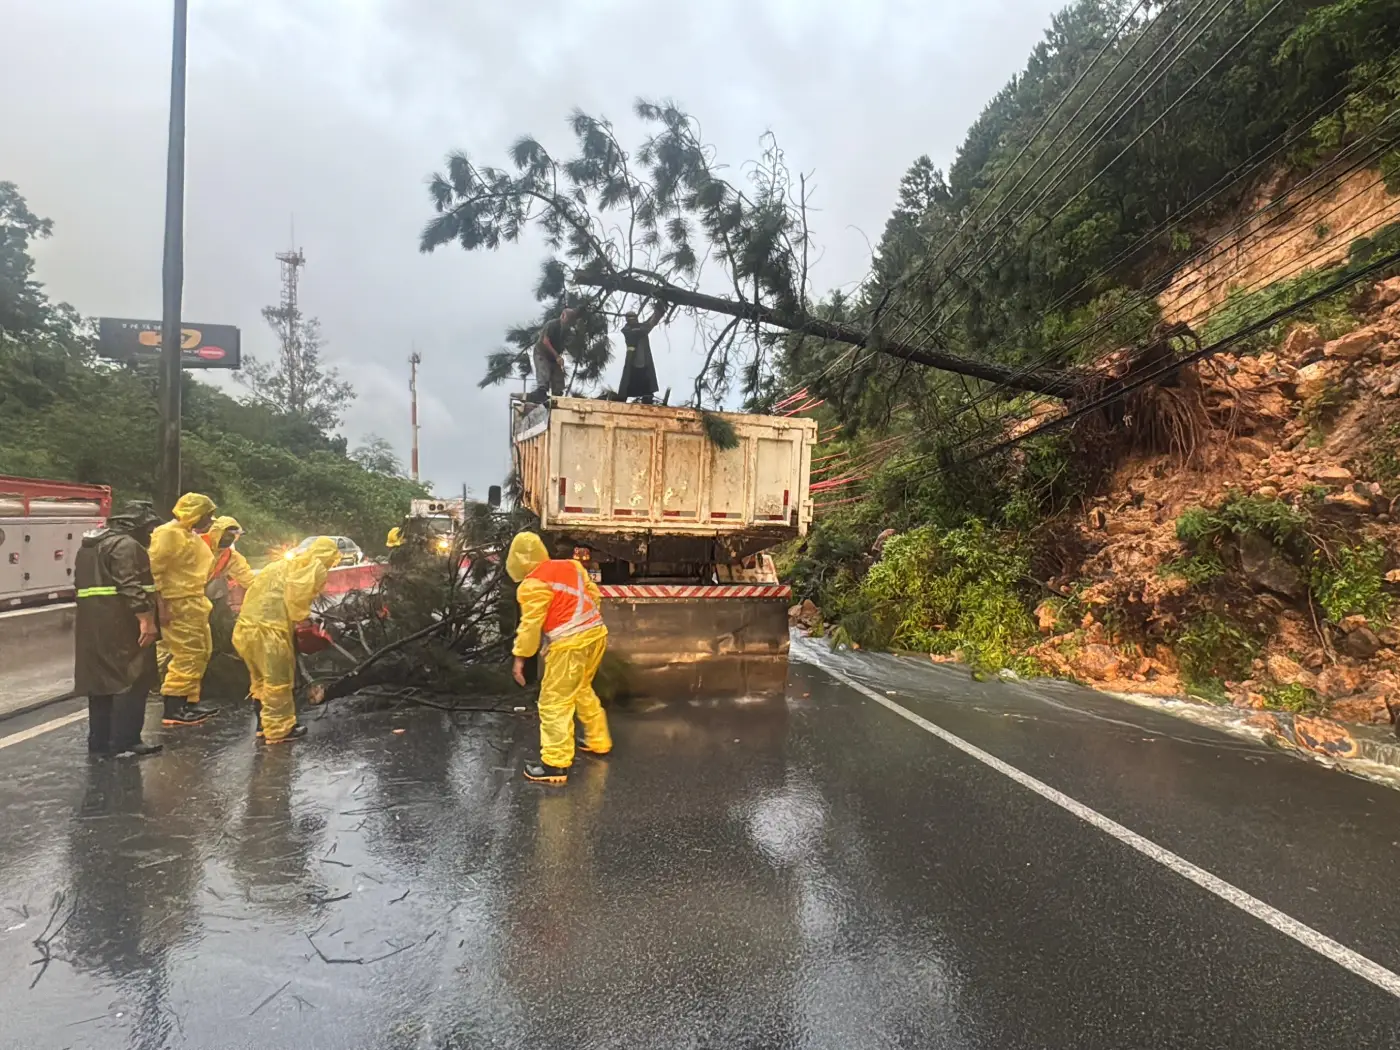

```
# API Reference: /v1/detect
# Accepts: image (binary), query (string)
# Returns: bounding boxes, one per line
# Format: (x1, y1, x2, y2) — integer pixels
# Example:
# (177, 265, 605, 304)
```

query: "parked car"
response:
(286, 535, 365, 566)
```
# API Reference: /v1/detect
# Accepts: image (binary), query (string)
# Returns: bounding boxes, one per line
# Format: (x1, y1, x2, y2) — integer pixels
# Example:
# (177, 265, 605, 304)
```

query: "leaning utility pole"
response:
(408, 350, 422, 482)
(156, 0, 189, 513)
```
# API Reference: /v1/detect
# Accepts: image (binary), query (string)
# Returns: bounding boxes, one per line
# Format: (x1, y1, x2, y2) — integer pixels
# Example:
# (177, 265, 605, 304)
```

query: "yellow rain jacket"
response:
(508, 532, 611, 768)
(234, 536, 340, 742)
(386, 526, 404, 549)
(150, 492, 217, 702)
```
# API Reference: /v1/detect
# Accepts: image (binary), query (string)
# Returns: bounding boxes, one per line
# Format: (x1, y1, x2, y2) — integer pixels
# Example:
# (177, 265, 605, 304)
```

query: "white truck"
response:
(510, 396, 817, 696)
(0, 476, 111, 609)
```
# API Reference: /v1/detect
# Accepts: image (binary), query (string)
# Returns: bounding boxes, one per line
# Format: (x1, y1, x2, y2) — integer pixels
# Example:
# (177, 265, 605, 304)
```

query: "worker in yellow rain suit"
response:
(150, 492, 218, 725)
(234, 536, 340, 743)
(507, 532, 612, 783)
(386, 526, 404, 549)
(205, 516, 256, 656)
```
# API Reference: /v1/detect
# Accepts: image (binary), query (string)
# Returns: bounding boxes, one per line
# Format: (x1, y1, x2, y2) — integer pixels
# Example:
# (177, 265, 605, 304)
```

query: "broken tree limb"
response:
(576, 270, 1088, 399)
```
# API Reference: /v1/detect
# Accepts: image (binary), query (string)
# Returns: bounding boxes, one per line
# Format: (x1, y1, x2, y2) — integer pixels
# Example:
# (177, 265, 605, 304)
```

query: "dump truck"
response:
(510, 396, 817, 697)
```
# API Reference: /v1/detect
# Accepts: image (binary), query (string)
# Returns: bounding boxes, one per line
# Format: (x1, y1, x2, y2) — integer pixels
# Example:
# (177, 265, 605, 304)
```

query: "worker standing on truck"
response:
(530, 307, 578, 402)
(507, 532, 612, 783)
(150, 492, 219, 725)
(234, 536, 341, 743)
(617, 301, 665, 403)
(74, 501, 165, 757)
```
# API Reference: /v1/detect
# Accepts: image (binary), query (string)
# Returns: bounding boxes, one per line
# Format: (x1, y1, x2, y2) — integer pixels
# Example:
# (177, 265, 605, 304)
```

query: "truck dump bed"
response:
(510, 398, 817, 699)
(512, 397, 816, 556)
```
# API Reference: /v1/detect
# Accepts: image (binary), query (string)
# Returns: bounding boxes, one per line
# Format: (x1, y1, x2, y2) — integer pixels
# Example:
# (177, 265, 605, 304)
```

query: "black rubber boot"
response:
(120, 741, 164, 757)
(161, 696, 210, 726)
(252, 699, 264, 738)
(523, 760, 569, 783)
(87, 695, 115, 755)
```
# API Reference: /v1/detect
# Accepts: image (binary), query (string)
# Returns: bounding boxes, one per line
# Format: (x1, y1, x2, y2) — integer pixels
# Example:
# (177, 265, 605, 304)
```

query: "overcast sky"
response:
(2, 0, 1065, 498)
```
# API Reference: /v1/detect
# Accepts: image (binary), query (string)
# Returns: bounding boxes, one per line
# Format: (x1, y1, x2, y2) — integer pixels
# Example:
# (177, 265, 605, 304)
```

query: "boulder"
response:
(1074, 644, 1122, 682)
(1324, 489, 1374, 513)
(1294, 360, 1340, 401)
(1304, 463, 1354, 484)
(1328, 695, 1392, 726)
(1317, 664, 1366, 700)
(1239, 532, 1305, 600)
(1266, 653, 1316, 689)
(1341, 625, 1383, 661)
(1324, 329, 1376, 361)
(1254, 485, 1279, 500)
(1034, 600, 1059, 635)
(870, 528, 897, 557)
(1281, 324, 1323, 360)
(1373, 276, 1400, 309)
(788, 599, 822, 630)
(1378, 626, 1400, 648)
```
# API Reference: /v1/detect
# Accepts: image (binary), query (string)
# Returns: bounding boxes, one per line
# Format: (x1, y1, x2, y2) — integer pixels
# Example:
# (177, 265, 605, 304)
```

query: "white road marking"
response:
(0, 709, 85, 750)
(822, 663, 1400, 1000)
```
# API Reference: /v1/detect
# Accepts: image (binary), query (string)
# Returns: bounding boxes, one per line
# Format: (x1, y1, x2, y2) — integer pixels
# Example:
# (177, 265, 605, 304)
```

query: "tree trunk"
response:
(577, 272, 1088, 399)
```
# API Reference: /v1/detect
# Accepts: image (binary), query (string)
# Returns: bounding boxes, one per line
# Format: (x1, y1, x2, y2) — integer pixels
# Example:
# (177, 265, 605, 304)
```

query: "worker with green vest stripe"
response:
(74, 501, 165, 756)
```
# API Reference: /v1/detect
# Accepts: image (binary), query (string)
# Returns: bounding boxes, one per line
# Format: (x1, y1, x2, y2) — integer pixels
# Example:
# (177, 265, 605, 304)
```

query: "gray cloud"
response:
(2, 0, 1064, 499)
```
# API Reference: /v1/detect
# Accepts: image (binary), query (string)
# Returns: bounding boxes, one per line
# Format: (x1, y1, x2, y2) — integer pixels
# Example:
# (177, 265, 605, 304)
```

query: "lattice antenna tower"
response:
(274, 246, 306, 401)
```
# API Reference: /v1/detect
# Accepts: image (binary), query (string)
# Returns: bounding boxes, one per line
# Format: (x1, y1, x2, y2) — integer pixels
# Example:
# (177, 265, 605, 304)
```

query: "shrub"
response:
(853, 520, 1038, 672)
(1174, 612, 1261, 698)
(1312, 541, 1392, 623)
(1263, 682, 1324, 715)
(1176, 492, 1308, 551)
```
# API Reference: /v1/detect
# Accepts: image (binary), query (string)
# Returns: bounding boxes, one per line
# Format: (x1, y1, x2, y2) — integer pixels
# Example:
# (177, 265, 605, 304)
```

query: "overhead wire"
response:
(880, 0, 1227, 351)
(885, 92, 1400, 435)
(900, 0, 1282, 355)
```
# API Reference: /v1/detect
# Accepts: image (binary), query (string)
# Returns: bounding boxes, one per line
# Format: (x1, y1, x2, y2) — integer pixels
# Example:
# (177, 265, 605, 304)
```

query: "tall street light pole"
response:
(157, 0, 189, 513)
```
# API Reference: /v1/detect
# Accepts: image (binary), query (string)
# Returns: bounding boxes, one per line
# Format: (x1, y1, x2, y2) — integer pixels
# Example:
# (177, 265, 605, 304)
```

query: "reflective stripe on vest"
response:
(532, 560, 604, 643)
(76, 586, 118, 598)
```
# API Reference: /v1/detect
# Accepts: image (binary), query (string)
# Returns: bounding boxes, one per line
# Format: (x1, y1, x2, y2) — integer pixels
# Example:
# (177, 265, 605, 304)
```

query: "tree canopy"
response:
(420, 102, 816, 406)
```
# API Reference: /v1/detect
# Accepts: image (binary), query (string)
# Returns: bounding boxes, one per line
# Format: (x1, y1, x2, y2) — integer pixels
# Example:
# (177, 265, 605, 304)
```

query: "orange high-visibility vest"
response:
(528, 559, 604, 643)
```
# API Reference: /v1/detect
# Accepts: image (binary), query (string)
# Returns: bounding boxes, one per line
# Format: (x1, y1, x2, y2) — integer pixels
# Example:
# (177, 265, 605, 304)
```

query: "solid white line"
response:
(823, 663, 1400, 1000)
(0, 709, 86, 750)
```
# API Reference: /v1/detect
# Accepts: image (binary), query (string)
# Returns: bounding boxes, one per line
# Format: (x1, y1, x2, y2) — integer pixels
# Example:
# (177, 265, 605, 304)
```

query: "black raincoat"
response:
(74, 508, 161, 697)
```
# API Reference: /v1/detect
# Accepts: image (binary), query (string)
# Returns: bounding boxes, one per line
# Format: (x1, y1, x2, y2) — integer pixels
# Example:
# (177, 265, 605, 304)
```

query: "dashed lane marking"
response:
(821, 663, 1400, 1000)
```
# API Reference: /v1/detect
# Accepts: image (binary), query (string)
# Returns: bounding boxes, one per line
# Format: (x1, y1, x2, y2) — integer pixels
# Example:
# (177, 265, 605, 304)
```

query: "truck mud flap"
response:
(599, 585, 791, 701)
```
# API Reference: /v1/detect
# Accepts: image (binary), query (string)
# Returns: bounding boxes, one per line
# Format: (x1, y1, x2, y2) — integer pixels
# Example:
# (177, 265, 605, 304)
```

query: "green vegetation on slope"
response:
(780, 0, 1400, 670)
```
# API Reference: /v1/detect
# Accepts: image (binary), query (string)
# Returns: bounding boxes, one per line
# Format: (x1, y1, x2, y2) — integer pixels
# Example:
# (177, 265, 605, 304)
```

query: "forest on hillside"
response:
(0, 182, 424, 554)
(772, 0, 1400, 691)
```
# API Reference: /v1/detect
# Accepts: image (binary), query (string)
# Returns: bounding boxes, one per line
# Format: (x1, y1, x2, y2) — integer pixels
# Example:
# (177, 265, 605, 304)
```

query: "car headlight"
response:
(284, 549, 297, 560)
(436, 537, 451, 552)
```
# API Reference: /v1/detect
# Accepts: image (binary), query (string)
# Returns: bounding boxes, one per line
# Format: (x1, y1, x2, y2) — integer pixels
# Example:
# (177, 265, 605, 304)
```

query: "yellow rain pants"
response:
(507, 532, 612, 768)
(234, 537, 339, 742)
(150, 493, 216, 702)
(535, 628, 611, 768)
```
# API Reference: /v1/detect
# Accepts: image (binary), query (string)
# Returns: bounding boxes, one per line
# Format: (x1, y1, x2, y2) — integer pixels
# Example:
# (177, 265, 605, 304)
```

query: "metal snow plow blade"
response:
(599, 584, 791, 700)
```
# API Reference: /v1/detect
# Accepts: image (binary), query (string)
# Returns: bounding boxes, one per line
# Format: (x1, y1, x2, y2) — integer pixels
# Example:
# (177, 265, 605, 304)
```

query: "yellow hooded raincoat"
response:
(150, 492, 217, 703)
(508, 532, 611, 768)
(233, 536, 340, 742)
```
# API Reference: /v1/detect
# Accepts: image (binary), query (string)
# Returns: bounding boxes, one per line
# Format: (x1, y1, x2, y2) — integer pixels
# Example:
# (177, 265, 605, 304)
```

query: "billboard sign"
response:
(97, 318, 242, 369)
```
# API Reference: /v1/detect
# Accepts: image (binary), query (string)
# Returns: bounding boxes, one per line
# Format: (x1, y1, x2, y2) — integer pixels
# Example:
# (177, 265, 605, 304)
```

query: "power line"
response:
(918, 241, 1400, 486)
(881, 0, 1229, 351)
(890, 107, 1400, 433)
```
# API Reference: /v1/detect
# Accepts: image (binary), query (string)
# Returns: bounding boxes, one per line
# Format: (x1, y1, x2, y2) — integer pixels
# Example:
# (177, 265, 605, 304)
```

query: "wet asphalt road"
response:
(3, 642, 1400, 1049)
